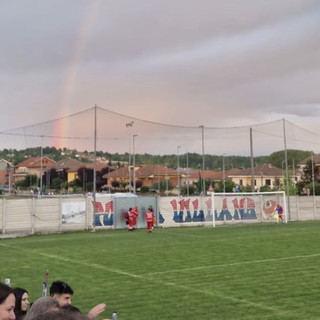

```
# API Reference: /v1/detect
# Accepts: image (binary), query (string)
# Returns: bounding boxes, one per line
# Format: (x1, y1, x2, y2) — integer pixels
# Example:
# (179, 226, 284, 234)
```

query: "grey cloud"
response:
(1, 0, 320, 153)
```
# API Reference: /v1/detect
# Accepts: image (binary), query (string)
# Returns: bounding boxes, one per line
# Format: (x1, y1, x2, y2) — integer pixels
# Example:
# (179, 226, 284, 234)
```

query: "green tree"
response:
(260, 185, 272, 192)
(152, 180, 174, 193)
(195, 178, 215, 194)
(304, 182, 320, 195)
(281, 175, 298, 195)
(140, 186, 150, 193)
(111, 181, 120, 189)
(15, 174, 38, 189)
(273, 177, 282, 191)
(215, 179, 235, 193)
(268, 149, 311, 170)
(180, 184, 197, 196)
(51, 177, 62, 190)
(301, 160, 318, 184)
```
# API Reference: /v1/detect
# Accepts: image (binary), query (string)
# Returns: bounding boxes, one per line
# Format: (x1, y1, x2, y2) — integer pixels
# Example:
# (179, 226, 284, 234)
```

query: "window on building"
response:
(266, 179, 271, 186)
(239, 179, 243, 185)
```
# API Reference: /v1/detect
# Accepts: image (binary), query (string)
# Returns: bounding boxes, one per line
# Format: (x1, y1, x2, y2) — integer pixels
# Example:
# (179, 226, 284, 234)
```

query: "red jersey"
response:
(145, 210, 154, 222)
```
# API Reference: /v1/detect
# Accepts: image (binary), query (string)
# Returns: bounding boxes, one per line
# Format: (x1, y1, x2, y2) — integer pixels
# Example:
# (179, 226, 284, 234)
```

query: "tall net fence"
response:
(1, 106, 320, 157)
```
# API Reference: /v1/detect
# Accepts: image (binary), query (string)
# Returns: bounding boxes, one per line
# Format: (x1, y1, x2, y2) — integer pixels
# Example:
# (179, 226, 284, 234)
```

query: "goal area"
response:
(211, 191, 286, 227)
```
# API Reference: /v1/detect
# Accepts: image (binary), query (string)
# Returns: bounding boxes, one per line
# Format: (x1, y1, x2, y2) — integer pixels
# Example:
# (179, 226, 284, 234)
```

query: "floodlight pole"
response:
(157, 156, 160, 193)
(133, 134, 137, 194)
(40, 136, 43, 196)
(250, 128, 255, 192)
(186, 151, 189, 197)
(283, 118, 290, 220)
(199, 125, 205, 196)
(6, 162, 11, 195)
(92, 105, 97, 231)
(126, 121, 134, 191)
(177, 146, 181, 196)
(222, 154, 226, 193)
(311, 152, 316, 219)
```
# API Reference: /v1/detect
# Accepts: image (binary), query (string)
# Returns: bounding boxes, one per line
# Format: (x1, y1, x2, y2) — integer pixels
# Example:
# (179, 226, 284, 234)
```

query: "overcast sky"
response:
(1, 0, 320, 154)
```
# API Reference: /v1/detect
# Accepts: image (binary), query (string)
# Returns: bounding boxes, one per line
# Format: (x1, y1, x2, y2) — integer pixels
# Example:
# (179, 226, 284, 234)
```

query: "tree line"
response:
(0, 146, 312, 171)
(2, 147, 319, 195)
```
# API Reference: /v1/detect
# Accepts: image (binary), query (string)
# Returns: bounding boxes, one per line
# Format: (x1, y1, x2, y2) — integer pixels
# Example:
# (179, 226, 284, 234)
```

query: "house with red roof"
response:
(0, 159, 14, 187)
(228, 164, 283, 191)
(103, 164, 179, 190)
(14, 157, 56, 183)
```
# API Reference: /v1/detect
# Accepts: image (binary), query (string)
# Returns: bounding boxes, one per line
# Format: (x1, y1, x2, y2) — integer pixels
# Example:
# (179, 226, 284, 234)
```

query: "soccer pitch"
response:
(1, 222, 320, 320)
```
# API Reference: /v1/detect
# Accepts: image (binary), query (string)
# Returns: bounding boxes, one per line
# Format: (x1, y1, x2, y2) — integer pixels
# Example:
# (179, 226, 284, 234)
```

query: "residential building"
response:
(297, 153, 320, 178)
(0, 159, 14, 187)
(228, 164, 283, 190)
(46, 158, 86, 183)
(13, 157, 56, 183)
(102, 164, 179, 190)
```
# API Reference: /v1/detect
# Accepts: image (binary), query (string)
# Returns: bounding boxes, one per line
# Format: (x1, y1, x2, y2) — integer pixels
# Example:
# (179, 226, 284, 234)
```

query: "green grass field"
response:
(1, 222, 320, 320)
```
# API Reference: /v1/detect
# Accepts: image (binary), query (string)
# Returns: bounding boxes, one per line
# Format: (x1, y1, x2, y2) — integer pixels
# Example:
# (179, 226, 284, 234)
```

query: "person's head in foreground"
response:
(49, 281, 74, 307)
(0, 282, 16, 320)
(28, 308, 89, 320)
(13, 288, 29, 320)
(24, 297, 59, 320)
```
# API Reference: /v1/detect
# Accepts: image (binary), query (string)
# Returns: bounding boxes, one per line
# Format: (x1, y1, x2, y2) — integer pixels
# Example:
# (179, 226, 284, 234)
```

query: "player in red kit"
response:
(145, 207, 155, 232)
(128, 206, 139, 231)
(128, 208, 134, 231)
(133, 206, 139, 229)
(124, 208, 130, 227)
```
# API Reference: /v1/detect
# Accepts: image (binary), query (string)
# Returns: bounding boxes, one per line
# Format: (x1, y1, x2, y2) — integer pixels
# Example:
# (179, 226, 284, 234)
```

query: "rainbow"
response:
(53, 1, 99, 148)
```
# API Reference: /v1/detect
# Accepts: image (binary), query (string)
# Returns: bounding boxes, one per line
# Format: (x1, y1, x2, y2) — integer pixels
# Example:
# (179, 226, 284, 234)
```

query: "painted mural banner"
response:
(90, 193, 157, 229)
(62, 201, 86, 224)
(158, 192, 285, 227)
(85, 192, 285, 229)
(93, 197, 114, 226)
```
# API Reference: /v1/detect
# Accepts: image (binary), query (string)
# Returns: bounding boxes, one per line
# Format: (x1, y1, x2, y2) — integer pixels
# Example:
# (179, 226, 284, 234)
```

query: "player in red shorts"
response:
(128, 206, 139, 231)
(145, 207, 155, 232)
(128, 208, 134, 231)
(276, 204, 284, 223)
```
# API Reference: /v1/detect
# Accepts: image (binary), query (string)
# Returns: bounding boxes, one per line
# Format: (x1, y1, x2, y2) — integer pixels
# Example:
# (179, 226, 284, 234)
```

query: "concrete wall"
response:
(0, 194, 319, 237)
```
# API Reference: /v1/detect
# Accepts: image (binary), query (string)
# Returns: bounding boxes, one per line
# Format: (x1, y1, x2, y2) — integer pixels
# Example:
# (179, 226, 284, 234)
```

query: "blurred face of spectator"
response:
(21, 293, 29, 312)
(52, 293, 72, 307)
(0, 293, 16, 320)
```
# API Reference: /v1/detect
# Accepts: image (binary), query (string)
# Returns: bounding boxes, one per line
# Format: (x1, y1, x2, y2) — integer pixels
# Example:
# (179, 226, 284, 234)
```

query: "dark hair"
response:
(31, 309, 89, 320)
(24, 297, 59, 320)
(49, 281, 73, 296)
(60, 305, 81, 313)
(13, 287, 28, 319)
(0, 282, 15, 304)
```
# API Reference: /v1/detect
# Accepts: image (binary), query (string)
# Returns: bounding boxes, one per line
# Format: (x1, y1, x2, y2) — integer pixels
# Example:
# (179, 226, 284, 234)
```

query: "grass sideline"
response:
(1, 222, 320, 320)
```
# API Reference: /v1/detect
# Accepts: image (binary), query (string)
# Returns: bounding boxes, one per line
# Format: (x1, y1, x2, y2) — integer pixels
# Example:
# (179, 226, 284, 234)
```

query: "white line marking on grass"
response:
(162, 230, 213, 239)
(146, 252, 320, 275)
(0, 243, 142, 279)
(0, 243, 304, 317)
(163, 282, 300, 317)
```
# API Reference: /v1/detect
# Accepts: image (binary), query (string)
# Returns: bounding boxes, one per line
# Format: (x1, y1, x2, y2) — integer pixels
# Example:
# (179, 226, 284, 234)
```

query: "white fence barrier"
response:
(0, 194, 319, 237)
